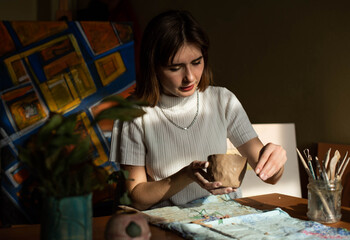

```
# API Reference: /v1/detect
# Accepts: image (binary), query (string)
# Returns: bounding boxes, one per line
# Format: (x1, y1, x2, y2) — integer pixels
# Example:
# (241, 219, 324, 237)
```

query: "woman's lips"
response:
(180, 85, 194, 91)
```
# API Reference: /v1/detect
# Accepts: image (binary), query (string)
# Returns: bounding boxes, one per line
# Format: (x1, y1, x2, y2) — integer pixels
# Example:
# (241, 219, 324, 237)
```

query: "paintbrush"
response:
(337, 151, 348, 176)
(315, 157, 322, 180)
(329, 150, 341, 182)
(296, 148, 313, 179)
(324, 148, 331, 178)
(316, 156, 330, 186)
(304, 149, 316, 180)
(338, 157, 350, 180)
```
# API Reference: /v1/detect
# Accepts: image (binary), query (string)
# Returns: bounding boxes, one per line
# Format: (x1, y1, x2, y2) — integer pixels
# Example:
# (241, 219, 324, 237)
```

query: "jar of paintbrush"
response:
(307, 177, 342, 223)
(297, 148, 349, 223)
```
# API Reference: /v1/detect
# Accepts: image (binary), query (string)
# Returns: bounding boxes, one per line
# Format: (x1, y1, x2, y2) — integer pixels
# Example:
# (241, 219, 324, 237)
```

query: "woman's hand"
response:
(186, 160, 237, 195)
(237, 138, 287, 184)
(255, 143, 287, 183)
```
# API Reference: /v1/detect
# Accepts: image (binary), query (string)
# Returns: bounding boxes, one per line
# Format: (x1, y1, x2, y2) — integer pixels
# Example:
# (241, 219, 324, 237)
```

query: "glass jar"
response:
(307, 178, 342, 223)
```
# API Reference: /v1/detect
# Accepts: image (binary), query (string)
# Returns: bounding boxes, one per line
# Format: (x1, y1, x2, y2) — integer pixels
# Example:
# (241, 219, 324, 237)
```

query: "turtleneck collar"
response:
(158, 90, 198, 110)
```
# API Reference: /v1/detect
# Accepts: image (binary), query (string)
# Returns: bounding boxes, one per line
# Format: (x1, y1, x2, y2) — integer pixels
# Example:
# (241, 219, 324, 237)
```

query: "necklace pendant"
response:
(159, 91, 199, 131)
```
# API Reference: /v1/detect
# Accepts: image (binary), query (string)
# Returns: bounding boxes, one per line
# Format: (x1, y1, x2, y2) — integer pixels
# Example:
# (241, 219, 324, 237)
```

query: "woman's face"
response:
(158, 43, 204, 97)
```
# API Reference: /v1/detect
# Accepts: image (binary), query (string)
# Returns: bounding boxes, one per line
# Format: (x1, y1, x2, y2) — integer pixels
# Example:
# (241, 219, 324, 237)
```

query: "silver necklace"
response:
(159, 91, 199, 130)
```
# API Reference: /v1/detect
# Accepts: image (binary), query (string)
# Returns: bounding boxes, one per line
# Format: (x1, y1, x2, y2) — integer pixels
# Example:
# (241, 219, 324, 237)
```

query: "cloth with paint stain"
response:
(143, 194, 350, 239)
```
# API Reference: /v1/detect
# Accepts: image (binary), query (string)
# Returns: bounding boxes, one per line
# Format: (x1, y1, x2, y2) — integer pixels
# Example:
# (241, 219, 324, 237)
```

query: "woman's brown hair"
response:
(135, 10, 213, 107)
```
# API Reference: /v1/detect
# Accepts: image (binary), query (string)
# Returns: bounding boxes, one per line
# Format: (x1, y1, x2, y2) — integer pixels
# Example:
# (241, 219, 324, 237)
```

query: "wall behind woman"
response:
(131, 0, 350, 197)
(130, 0, 350, 149)
(0, 0, 37, 20)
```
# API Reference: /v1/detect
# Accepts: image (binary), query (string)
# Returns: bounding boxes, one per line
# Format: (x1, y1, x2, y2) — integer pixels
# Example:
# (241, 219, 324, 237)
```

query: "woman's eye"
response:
(169, 67, 180, 72)
(193, 60, 201, 65)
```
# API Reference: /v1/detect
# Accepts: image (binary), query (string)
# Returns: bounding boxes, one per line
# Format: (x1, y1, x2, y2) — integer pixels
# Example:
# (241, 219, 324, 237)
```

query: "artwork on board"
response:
(95, 51, 126, 86)
(79, 21, 121, 55)
(0, 20, 136, 224)
(10, 21, 68, 46)
(1, 85, 48, 132)
(0, 22, 16, 56)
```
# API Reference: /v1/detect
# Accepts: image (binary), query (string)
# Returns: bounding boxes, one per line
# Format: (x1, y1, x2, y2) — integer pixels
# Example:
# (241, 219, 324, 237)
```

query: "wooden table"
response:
(1, 193, 349, 239)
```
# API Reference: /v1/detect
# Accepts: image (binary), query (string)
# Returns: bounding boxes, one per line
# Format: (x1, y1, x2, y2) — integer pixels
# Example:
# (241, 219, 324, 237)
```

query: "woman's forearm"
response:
(128, 167, 193, 210)
(237, 137, 286, 184)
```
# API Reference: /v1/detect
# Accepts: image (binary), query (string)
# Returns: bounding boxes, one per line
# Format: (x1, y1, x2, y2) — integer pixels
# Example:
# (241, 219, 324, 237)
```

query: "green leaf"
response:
(79, 164, 93, 194)
(101, 95, 148, 108)
(92, 167, 108, 187)
(51, 161, 66, 179)
(119, 192, 132, 206)
(50, 134, 80, 147)
(37, 114, 63, 144)
(18, 148, 32, 166)
(44, 147, 63, 171)
(40, 180, 57, 197)
(94, 107, 146, 122)
(94, 95, 148, 123)
(56, 114, 78, 135)
(65, 137, 91, 165)
(120, 169, 130, 180)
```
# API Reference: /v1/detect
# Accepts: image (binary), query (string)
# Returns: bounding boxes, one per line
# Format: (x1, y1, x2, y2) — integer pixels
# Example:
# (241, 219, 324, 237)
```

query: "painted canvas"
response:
(0, 20, 136, 224)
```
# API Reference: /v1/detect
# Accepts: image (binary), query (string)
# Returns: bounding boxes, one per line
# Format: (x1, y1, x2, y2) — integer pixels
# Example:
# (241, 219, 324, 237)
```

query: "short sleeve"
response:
(222, 88, 258, 147)
(115, 117, 146, 166)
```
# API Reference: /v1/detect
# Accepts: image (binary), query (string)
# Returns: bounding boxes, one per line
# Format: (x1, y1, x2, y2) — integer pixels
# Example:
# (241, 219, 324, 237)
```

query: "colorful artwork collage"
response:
(0, 20, 136, 223)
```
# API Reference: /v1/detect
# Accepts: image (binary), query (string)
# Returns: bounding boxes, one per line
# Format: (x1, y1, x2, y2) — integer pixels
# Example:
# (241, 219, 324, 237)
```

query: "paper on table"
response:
(142, 195, 350, 240)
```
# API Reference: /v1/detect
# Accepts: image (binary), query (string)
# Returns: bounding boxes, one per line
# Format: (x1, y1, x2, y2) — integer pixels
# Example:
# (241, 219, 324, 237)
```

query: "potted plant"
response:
(19, 95, 147, 240)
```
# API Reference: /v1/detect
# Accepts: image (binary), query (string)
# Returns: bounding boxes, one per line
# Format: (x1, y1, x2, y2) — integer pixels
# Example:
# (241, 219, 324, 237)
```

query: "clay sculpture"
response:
(207, 154, 248, 188)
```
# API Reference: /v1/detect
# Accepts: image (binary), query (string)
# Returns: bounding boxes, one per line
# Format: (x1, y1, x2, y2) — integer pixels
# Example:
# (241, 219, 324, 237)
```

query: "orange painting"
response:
(11, 21, 68, 46)
(80, 21, 120, 55)
(0, 22, 16, 57)
(11, 59, 31, 84)
(40, 38, 74, 62)
(114, 23, 133, 43)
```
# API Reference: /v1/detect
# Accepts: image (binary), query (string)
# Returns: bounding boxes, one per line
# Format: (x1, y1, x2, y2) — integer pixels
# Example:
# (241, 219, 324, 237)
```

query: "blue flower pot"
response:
(40, 193, 92, 240)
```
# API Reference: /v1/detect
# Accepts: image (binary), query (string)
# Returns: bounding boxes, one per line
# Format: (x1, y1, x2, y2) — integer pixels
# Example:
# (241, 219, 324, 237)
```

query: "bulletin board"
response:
(0, 20, 136, 223)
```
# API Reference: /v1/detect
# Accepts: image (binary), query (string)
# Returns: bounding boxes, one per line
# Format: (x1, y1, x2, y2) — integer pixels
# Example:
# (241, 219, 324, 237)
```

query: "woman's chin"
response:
(177, 90, 196, 98)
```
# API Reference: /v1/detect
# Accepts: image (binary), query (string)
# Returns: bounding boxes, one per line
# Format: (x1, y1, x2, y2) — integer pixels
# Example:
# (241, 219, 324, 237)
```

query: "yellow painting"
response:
(4, 34, 97, 113)
(95, 51, 126, 86)
(39, 74, 80, 113)
(2, 85, 48, 131)
(78, 112, 108, 166)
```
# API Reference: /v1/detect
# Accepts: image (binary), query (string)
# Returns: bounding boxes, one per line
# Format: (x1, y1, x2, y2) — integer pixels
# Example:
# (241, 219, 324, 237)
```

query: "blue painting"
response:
(0, 20, 136, 223)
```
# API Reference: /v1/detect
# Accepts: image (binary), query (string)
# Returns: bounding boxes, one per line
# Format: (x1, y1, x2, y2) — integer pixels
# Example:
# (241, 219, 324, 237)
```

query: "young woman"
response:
(115, 10, 287, 210)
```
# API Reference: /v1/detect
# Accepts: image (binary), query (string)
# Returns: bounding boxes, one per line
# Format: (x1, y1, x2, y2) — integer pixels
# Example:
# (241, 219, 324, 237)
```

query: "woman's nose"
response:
(184, 66, 194, 82)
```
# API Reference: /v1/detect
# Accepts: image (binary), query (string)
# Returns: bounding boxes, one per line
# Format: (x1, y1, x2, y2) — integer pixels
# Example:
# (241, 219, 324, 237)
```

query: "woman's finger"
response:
(257, 143, 286, 181)
(210, 187, 236, 195)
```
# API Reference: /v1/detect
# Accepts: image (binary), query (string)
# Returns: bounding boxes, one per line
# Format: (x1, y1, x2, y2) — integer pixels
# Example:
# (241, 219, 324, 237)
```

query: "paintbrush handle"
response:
(296, 148, 313, 179)
(339, 157, 350, 179)
(316, 156, 330, 185)
(308, 160, 316, 180)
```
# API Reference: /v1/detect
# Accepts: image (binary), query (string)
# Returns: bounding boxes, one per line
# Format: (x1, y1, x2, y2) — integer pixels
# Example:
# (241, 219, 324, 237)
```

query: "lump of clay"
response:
(207, 154, 248, 188)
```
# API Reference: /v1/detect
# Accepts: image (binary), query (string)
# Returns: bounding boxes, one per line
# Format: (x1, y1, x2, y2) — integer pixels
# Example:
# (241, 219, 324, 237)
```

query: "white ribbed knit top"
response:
(116, 86, 257, 206)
